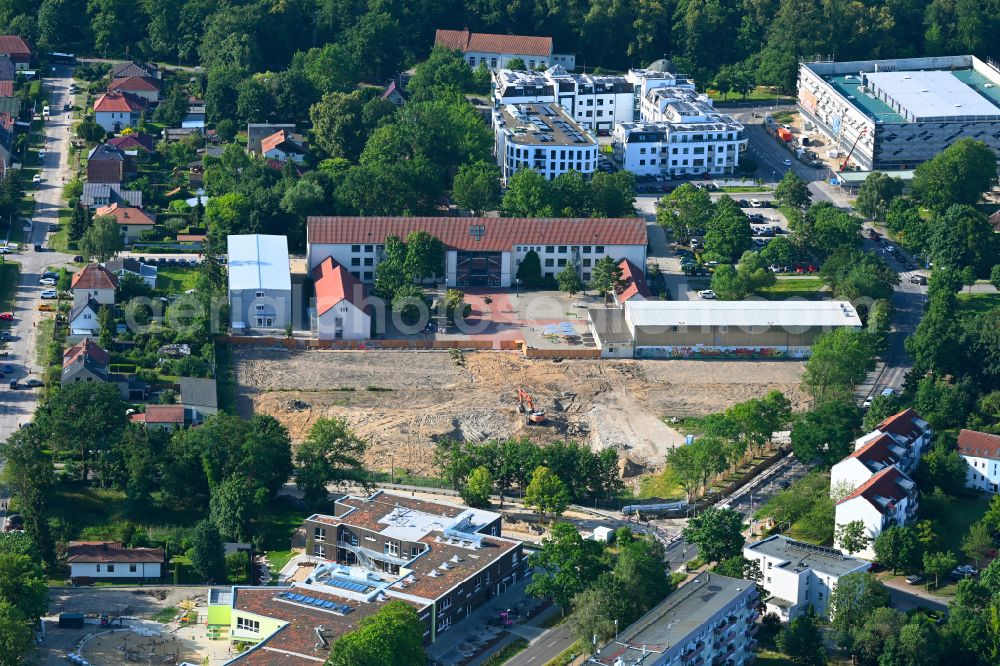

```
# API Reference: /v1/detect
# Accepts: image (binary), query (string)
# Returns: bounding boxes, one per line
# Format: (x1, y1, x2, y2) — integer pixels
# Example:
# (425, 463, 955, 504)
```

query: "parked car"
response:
(31, 174, 41, 185)
(0, 312, 13, 320)
(909, 275, 927, 285)
(40, 290, 58, 299)
(63, 103, 71, 111)
(0, 247, 11, 254)
(3, 514, 23, 531)
(7, 379, 16, 389)
(2, 364, 12, 374)
(905, 575, 923, 585)
(862, 396, 873, 409)
(39, 277, 56, 286)
(37, 303, 55, 311)
(72, 255, 84, 262)
(783, 159, 792, 166)
(697, 290, 716, 299)
(749, 199, 761, 207)
(42, 105, 50, 117)
(22, 378, 43, 388)
(42, 271, 57, 280)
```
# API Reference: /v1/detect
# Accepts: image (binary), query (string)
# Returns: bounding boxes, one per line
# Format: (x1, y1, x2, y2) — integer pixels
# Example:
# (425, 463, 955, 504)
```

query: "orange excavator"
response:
(517, 387, 547, 425)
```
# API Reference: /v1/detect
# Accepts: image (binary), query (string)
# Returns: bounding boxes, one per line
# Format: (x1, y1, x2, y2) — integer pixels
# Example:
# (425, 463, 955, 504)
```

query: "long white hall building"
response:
(306, 216, 647, 288)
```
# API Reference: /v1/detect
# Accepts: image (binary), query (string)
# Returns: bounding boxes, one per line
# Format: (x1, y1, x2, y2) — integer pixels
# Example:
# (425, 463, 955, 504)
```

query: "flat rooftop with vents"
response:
(746, 535, 868, 577)
(495, 103, 596, 146)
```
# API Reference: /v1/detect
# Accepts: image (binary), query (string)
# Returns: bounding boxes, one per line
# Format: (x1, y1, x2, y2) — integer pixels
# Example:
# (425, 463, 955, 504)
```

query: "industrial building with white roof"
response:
(798, 55, 1000, 170)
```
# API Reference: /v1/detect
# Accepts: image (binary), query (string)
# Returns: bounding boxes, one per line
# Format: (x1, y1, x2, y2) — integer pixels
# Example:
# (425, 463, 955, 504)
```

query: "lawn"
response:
(721, 185, 770, 193)
(0, 262, 18, 316)
(921, 494, 989, 567)
(257, 495, 306, 578)
(49, 208, 72, 253)
(708, 86, 796, 104)
(760, 277, 827, 300)
(156, 266, 201, 293)
(637, 466, 686, 500)
(49, 485, 130, 541)
(957, 292, 1000, 316)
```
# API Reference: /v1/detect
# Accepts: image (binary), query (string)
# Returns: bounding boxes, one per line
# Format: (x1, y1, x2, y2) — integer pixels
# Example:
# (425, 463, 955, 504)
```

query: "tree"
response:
(836, 520, 870, 556)
(216, 118, 236, 143)
(209, 476, 259, 543)
(656, 183, 714, 241)
(62, 177, 84, 203)
(452, 161, 500, 215)
(97, 304, 114, 349)
(326, 600, 425, 666)
(802, 328, 875, 404)
(403, 231, 445, 281)
(190, 520, 226, 583)
(709, 264, 746, 300)
(704, 196, 752, 262)
(774, 171, 812, 209)
(526, 522, 604, 609)
(502, 168, 552, 217)
(407, 46, 475, 102)
(855, 172, 903, 220)
(922, 550, 957, 588)
(829, 572, 890, 649)
(962, 521, 993, 568)
(681, 507, 744, 563)
(928, 204, 998, 274)
(295, 418, 368, 509)
(852, 607, 905, 666)
(0, 553, 48, 620)
(589, 256, 625, 300)
(0, 601, 33, 666)
(524, 466, 570, 522)
(516, 250, 542, 289)
(862, 393, 900, 431)
(991, 264, 1000, 291)
(153, 85, 190, 127)
(461, 466, 493, 509)
(505, 57, 527, 70)
(79, 214, 124, 262)
(873, 525, 919, 575)
(790, 399, 860, 466)
(912, 138, 998, 211)
(778, 609, 827, 666)
(75, 118, 106, 142)
(556, 264, 585, 295)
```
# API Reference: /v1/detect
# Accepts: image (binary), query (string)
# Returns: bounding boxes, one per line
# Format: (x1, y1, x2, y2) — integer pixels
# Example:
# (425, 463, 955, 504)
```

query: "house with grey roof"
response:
(103, 258, 157, 288)
(179, 377, 218, 423)
(111, 60, 161, 80)
(227, 234, 291, 332)
(80, 183, 142, 209)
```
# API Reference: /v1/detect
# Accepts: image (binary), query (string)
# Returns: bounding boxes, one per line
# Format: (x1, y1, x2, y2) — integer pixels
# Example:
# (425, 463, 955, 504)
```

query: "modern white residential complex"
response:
(798, 55, 1000, 170)
(587, 299, 862, 360)
(493, 103, 598, 181)
(834, 466, 917, 559)
(588, 573, 760, 666)
(307, 216, 647, 288)
(957, 429, 1000, 493)
(227, 234, 292, 332)
(744, 535, 869, 621)
(435, 29, 575, 71)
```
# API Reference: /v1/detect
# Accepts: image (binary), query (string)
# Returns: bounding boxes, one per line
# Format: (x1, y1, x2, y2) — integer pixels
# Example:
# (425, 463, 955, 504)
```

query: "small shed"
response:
(591, 526, 614, 542)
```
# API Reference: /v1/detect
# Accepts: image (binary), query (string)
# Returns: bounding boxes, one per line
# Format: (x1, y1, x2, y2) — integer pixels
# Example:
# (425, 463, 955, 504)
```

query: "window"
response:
(583, 246, 592, 254)
(544, 258, 554, 268)
(314, 527, 326, 542)
(107, 564, 115, 572)
(351, 257, 361, 266)
(237, 617, 260, 634)
(364, 245, 373, 252)
(255, 305, 265, 312)
(411, 545, 420, 557)
(129, 564, 137, 573)
(314, 544, 326, 558)
(595, 246, 604, 254)
(439, 616, 451, 632)
(441, 597, 452, 610)
(558, 246, 567, 253)
(582, 259, 591, 267)
(364, 257, 373, 266)
(557, 259, 566, 267)
(490, 525, 497, 536)
(96, 564, 101, 572)
(385, 542, 400, 556)
(255, 291, 265, 298)
(363, 271, 373, 281)
(351, 245, 361, 252)
(583, 273, 590, 281)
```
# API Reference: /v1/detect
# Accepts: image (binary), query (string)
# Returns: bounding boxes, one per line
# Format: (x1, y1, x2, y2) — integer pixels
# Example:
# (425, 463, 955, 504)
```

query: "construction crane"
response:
(516, 387, 547, 425)
(840, 127, 869, 171)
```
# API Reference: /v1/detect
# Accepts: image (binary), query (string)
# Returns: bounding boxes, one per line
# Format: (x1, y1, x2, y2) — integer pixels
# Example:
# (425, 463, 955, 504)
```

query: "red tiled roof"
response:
(0, 36, 30, 57)
(849, 433, 899, 465)
(108, 76, 160, 93)
(957, 429, 1000, 459)
(837, 466, 910, 511)
(107, 133, 155, 152)
(308, 217, 647, 252)
(876, 408, 927, 440)
(63, 338, 110, 368)
(435, 29, 552, 57)
(96, 203, 155, 226)
(312, 257, 369, 316)
(0, 80, 12, 97)
(94, 91, 148, 113)
(71, 264, 119, 290)
(616, 258, 651, 302)
(67, 541, 165, 564)
(260, 130, 289, 154)
(142, 404, 185, 424)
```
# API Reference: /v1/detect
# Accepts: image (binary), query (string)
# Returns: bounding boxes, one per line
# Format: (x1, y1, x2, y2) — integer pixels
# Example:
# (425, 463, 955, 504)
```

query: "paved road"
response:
(514, 621, 578, 665)
(0, 66, 75, 517)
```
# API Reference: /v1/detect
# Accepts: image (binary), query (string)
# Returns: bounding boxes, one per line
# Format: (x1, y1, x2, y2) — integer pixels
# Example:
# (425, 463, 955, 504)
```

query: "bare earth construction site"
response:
(235, 349, 807, 476)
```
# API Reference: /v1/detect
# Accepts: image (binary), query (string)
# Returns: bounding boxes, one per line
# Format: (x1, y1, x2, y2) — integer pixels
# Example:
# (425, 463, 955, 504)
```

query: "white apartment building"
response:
(493, 103, 598, 181)
(834, 466, 918, 560)
(307, 216, 647, 288)
(744, 535, 869, 621)
(831, 408, 932, 498)
(957, 429, 1000, 493)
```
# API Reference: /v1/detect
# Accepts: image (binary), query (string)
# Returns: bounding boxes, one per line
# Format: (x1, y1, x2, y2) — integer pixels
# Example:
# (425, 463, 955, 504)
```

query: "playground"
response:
(76, 624, 204, 665)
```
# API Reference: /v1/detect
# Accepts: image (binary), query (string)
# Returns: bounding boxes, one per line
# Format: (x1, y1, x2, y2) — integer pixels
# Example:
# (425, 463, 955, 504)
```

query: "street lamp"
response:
(514, 277, 521, 298)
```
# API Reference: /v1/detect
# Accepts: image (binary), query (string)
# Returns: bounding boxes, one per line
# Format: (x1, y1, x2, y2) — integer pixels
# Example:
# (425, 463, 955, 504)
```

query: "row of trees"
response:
(0, 533, 48, 663)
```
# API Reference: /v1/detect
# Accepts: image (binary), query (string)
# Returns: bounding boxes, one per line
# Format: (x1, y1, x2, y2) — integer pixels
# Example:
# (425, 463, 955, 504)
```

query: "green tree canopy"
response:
(295, 418, 368, 509)
(681, 507, 744, 563)
(912, 138, 998, 211)
(524, 465, 571, 521)
(326, 600, 426, 666)
(526, 522, 604, 609)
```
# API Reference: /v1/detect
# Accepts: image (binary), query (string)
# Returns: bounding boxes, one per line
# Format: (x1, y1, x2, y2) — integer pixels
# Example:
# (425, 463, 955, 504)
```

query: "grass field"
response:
(957, 292, 1000, 316)
(0, 262, 19, 317)
(156, 266, 201, 293)
(709, 86, 795, 104)
(637, 465, 686, 500)
(760, 277, 827, 300)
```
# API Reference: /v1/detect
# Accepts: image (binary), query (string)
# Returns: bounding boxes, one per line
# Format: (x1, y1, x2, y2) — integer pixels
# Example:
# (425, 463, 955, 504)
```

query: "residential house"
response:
(93, 91, 148, 133)
(179, 377, 218, 424)
(131, 404, 186, 430)
(380, 80, 406, 106)
(434, 29, 574, 71)
(106, 133, 155, 153)
(108, 76, 161, 104)
(871, 408, 933, 459)
(67, 541, 164, 582)
(0, 55, 15, 81)
(61, 338, 112, 386)
(87, 143, 135, 184)
(0, 111, 14, 168)
(989, 210, 1000, 233)
(103, 257, 157, 289)
(247, 123, 295, 153)
(612, 258, 651, 306)
(111, 61, 161, 80)
(81, 183, 142, 209)
(0, 36, 31, 70)
(744, 535, 870, 621)
(71, 264, 118, 308)
(228, 234, 292, 331)
(588, 573, 760, 666)
(830, 408, 933, 495)
(260, 129, 307, 164)
(68, 298, 103, 336)
(312, 257, 370, 340)
(957, 429, 1000, 493)
(834, 466, 918, 559)
(184, 99, 206, 130)
(96, 203, 155, 245)
(163, 127, 201, 141)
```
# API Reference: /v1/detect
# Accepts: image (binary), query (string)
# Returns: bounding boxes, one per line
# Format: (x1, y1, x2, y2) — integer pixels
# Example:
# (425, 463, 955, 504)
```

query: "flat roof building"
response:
(589, 572, 759, 666)
(227, 234, 291, 332)
(798, 56, 1000, 170)
(493, 102, 598, 181)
